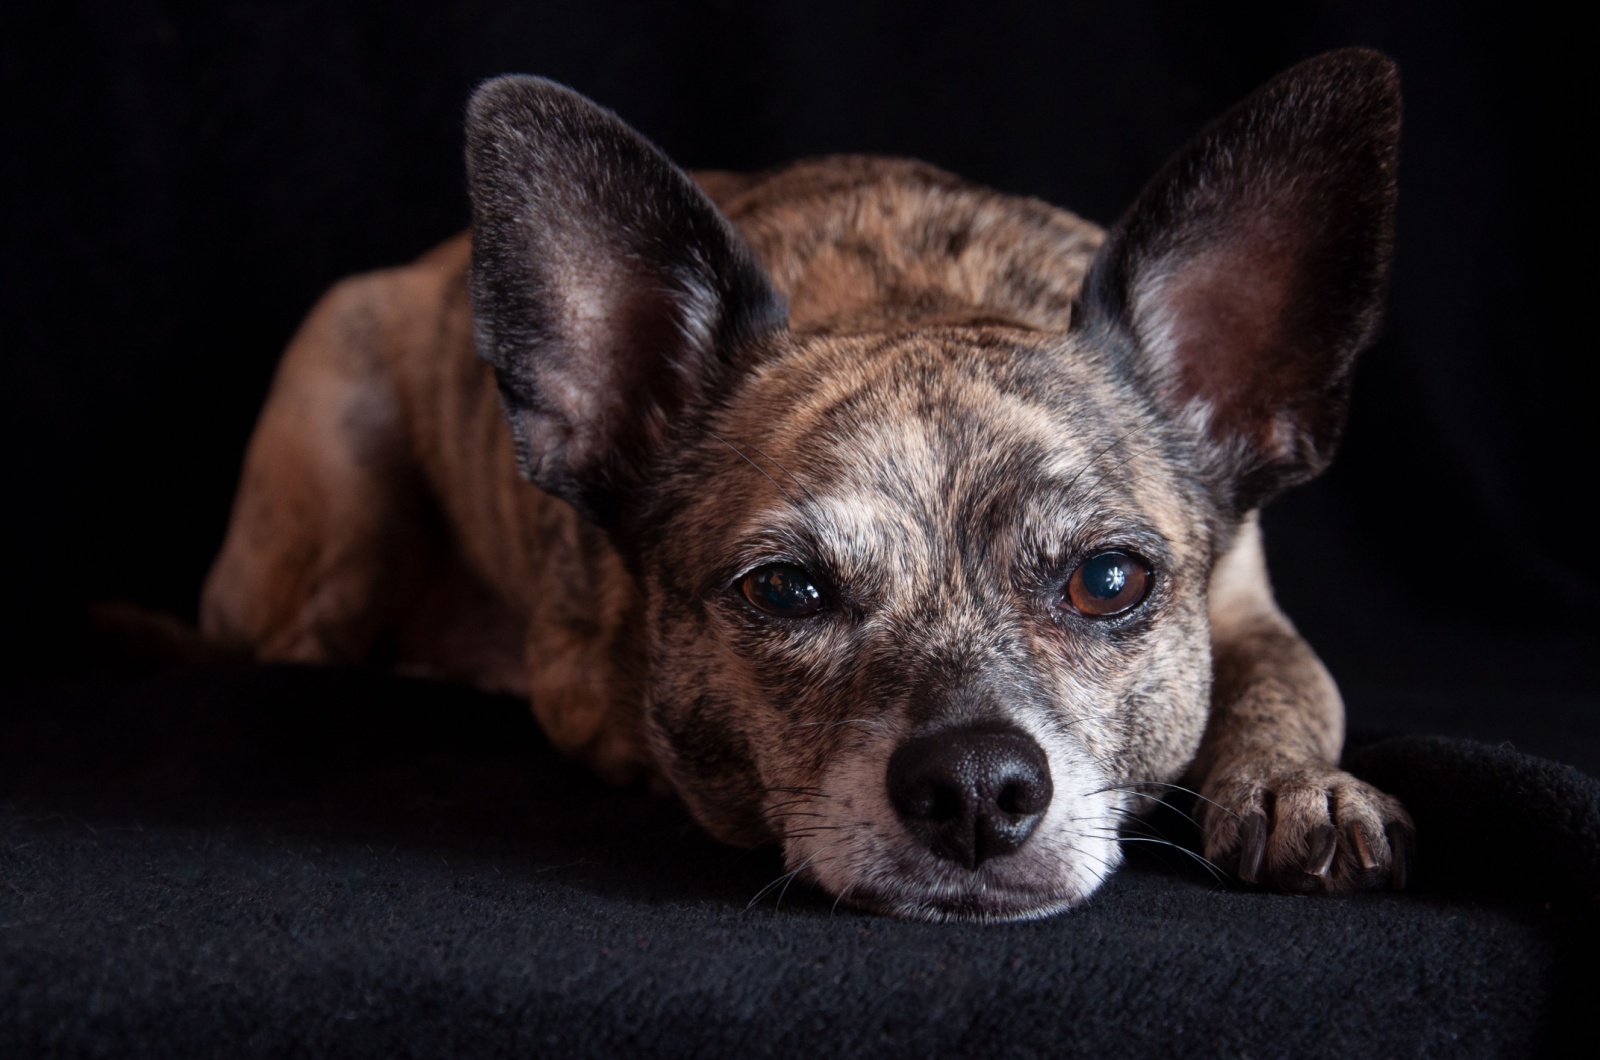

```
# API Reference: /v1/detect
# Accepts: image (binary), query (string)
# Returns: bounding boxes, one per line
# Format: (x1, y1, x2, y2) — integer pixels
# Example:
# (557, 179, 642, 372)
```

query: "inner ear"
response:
(1139, 213, 1343, 464)
(466, 75, 787, 527)
(1081, 49, 1400, 509)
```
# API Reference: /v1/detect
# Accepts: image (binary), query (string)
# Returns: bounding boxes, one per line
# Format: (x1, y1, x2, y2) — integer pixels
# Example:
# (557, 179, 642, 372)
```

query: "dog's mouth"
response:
(764, 726, 1126, 928)
(779, 831, 1118, 922)
(831, 875, 1088, 923)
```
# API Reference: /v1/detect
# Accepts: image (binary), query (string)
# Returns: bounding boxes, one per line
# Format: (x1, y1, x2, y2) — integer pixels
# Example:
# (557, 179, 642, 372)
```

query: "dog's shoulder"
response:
(695, 156, 1102, 332)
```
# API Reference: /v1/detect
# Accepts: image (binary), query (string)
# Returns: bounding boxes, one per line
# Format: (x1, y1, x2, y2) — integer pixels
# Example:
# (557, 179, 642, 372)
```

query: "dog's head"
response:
(465, 50, 1399, 919)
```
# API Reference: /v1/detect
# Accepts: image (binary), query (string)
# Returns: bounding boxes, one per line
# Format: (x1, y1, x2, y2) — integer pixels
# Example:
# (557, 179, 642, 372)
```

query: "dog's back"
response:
(707, 157, 1099, 333)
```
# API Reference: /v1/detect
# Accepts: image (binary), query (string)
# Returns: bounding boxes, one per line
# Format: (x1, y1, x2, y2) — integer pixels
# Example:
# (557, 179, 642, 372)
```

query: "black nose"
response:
(886, 721, 1053, 869)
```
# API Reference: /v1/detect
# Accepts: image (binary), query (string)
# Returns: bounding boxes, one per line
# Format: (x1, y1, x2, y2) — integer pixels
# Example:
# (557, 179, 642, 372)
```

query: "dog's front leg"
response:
(520, 549, 661, 789)
(1190, 515, 1413, 892)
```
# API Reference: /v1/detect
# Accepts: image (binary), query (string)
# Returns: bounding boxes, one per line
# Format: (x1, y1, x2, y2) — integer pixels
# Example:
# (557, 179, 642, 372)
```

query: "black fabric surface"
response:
(4, 2, 1599, 1056)
(3, 664, 1597, 1058)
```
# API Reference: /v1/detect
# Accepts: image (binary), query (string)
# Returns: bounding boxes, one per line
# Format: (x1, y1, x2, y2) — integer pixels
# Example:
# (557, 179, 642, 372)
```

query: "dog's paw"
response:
(1200, 762, 1413, 893)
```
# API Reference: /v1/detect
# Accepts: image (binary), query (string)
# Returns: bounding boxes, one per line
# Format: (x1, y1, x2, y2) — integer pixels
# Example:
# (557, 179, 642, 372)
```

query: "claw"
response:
(1238, 812, 1268, 884)
(1305, 824, 1337, 879)
(1386, 821, 1413, 890)
(1347, 822, 1379, 871)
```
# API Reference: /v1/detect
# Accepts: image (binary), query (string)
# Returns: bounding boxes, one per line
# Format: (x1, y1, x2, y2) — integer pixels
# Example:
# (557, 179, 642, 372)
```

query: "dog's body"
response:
(204, 51, 1412, 919)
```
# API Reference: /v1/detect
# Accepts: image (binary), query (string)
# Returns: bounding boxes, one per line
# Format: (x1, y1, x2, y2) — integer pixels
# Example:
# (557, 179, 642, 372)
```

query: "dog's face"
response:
(466, 51, 1398, 919)
(637, 328, 1216, 917)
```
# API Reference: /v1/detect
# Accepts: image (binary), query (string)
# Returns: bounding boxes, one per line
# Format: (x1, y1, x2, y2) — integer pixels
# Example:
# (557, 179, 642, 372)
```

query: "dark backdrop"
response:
(2, 2, 1595, 760)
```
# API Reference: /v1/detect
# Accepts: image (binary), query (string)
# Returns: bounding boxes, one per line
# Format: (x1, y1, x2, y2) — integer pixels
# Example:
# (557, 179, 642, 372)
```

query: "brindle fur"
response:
(204, 50, 1413, 919)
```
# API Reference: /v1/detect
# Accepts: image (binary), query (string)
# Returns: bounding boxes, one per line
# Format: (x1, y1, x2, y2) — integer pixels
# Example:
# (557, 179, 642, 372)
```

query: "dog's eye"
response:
(740, 563, 824, 618)
(1064, 551, 1151, 617)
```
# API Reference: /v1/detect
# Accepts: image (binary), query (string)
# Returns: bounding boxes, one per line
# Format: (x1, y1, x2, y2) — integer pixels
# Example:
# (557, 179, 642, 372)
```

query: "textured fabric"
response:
(3, 665, 1594, 1057)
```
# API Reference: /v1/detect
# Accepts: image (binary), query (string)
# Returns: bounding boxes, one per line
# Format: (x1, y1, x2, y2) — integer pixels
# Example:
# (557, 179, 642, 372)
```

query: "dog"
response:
(202, 48, 1413, 920)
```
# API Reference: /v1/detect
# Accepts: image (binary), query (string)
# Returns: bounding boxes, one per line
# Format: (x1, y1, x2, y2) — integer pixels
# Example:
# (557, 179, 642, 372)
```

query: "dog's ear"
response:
(1079, 49, 1400, 512)
(466, 76, 787, 526)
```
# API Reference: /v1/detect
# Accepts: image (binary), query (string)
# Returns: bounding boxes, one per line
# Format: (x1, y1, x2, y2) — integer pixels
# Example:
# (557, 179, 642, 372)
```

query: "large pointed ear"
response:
(465, 76, 787, 527)
(1078, 49, 1400, 512)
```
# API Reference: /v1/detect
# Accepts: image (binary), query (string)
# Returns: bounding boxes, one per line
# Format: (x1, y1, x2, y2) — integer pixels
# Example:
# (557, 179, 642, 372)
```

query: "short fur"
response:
(204, 50, 1412, 920)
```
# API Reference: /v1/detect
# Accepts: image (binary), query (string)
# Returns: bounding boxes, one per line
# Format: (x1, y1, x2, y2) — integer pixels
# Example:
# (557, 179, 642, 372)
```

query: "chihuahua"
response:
(203, 49, 1413, 920)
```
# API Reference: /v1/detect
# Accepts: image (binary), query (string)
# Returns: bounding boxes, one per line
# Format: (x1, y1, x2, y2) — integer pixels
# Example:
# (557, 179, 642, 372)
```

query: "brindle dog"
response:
(204, 49, 1413, 920)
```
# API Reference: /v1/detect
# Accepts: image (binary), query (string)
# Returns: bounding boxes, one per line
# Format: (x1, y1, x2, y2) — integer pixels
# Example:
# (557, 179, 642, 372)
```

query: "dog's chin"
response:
(793, 837, 1122, 922)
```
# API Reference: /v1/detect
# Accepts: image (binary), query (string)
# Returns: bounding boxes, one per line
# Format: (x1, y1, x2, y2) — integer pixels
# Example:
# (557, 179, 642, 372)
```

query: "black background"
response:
(2, 1, 1596, 750)
(4, 7, 1600, 1055)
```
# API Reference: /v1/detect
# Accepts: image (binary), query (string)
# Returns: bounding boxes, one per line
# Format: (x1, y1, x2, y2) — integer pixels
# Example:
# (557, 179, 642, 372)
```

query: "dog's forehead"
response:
(702, 328, 1200, 562)
(759, 330, 1104, 451)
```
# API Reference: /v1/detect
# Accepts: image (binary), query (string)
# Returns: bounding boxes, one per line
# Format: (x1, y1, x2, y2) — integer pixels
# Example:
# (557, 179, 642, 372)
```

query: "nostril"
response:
(928, 783, 962, 822)
(996, 773, 1051, 816)
(897, 780, 964, 823)
(996, 780, 1026, 815)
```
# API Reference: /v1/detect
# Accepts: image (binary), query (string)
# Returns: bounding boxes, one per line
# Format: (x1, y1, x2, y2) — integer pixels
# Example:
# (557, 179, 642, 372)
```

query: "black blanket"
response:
(2, 663, 1595, 1058)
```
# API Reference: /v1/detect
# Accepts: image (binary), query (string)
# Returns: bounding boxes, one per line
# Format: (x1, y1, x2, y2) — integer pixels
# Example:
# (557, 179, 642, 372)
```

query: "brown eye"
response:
(1064, 551, 1151, 617)
(741, 563, 824, 618)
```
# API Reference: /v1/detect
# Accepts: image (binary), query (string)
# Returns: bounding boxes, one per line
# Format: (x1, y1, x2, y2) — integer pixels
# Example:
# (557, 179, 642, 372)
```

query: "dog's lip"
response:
(827, 871, 1090, 922)
(842, 882, 1085, 922)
